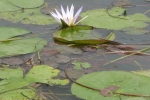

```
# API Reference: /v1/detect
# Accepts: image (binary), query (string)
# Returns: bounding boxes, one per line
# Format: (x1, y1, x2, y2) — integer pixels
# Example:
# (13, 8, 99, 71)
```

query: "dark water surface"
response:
(0, 0, 150, 100)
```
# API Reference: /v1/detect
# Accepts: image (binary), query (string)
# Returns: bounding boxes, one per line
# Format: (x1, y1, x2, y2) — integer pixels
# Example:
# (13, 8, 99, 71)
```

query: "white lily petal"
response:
(69, 4, 74, 25)
(61, 5, 67, 20)
(66, 6, 70, 25)
(75, 16, 88, 25)
(50, 12, 61, 24)
(50, 4, 85, 27)
(73, 6, 83, 23)
(55, 9, 63, 19)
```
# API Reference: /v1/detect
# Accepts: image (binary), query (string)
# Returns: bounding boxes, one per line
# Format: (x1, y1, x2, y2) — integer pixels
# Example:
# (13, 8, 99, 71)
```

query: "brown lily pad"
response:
(82, 46, 97, 52)
(41, 47, 60, 57)
(44, 60, 58, 68)
(100, 86, 119, 97)
(112, 0, 135, 7)
(2, 57, 24, 65)
(41, 4, 60, 15)
(51, 45, 83, 55)
(59, 70, 85, 79)
(50, 54, 71, 64)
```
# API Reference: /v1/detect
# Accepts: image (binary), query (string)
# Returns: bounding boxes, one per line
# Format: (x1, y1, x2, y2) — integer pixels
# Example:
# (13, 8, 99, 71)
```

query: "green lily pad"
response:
(131, 70, 150, 77)
(8, 0, 44, 8)
(53, 26, 116, 45)
(0, 26, 29, 41)
(123, 97, 146, 100)
(25, 65, 69, 85)
(0, 0, 20, 11)
(71, 71, 150, 100)
(0, 67, 23, 79)
(0, 65, 69, 99)
(0, 3, 56, 25)
(0, 89, 36, 100)
(80, 7, 150, 30)
(72, 61, 92, 70)
(0, 37, 47, 57)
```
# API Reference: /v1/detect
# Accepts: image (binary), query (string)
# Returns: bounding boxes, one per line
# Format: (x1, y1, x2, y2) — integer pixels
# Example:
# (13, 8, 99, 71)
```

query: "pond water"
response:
(0, 0, 150, 100)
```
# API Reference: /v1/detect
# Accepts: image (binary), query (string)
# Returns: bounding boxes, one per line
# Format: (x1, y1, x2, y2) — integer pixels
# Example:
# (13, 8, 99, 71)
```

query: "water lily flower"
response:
(50, 4, 87, 27)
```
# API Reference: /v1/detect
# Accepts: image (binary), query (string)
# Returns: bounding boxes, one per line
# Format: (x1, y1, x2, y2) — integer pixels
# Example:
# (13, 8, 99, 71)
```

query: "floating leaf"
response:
(2, 57, 24, 65)
(71, 71, 150, 100)
(105, 32, 116, 41)
(25, 65, 69, 85)
(0, 3, 56, 25)
(41, 47, 60, 57)
(112, 0, 135, 7)
(82, 46, 97, 52)
(123, 97, 146, 100)
(50, 54, 71, 64)
(51, 45, 83, 55)
(80, 7, 150, 30)
(131, 70, 150, 77)
(8, 0, 44, 8)
(59, 70, 85, 79)
(72, 61, 92, 70)
(0, 67, 23, 79)
(122, 27, 149, 35)
(0, 27, 30, 41)
(0, 89, 36, 100)
(53, 26, 116, 45)
(44, 60, 58, 68)
(0, 65, 69, 99)
(0, 37, 47, 57)
(0, 0, 20, 11)
(72, 61, 82, 70)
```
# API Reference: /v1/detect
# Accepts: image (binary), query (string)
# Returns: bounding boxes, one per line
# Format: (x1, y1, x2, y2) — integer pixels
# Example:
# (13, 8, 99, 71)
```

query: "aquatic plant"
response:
(50, 4, 87, 27)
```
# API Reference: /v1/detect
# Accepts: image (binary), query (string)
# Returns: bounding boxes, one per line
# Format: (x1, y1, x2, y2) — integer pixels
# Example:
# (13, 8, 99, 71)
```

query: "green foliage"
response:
(53, 26, 116, 45)
(0, 37, 47, 57)
(0, 27, 29, 41)
(80, 7, 150, 30)
(0, 0, 21, 11)
(131, 70, 150, 77)
(0, 89, 36, 100)
(0, 67, 23, 79)
(8, 0, 44, 8)
(71, 71, 150, 100)
(72, 61, 92, 70)
(123, 97, 146, 100)
(0, 3, 56, 25)
(0, 27, 47, 57)
(0, 65, 69, 99)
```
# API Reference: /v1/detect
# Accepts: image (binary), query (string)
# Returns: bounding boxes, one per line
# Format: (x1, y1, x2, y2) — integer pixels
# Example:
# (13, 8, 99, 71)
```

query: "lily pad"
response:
(131, 70, 150, 77)
(121, 27, 149, 35)
(25, 65, 69, 85)
(0, 26, 30, 41)
(0, 3, 56, 25)
(53, 26, 116, 45)
(71, 71, 150, 100)
(8, 0, 44, 8)
(49, 54, 71, 64)
(0, 89, 36, 100)
(112, 0, 135, 7)
(0, 37, 47, 57)
(0, 0, 21, 11)
(80, 7, 150, 30)
(51, 45, 83, 55)
(0, 65, 69, 99)
(123, 97, 146, 100)
(72, 61, 92, 70)
(0, 67, 23, 79)
(2, 57, 24, 65)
